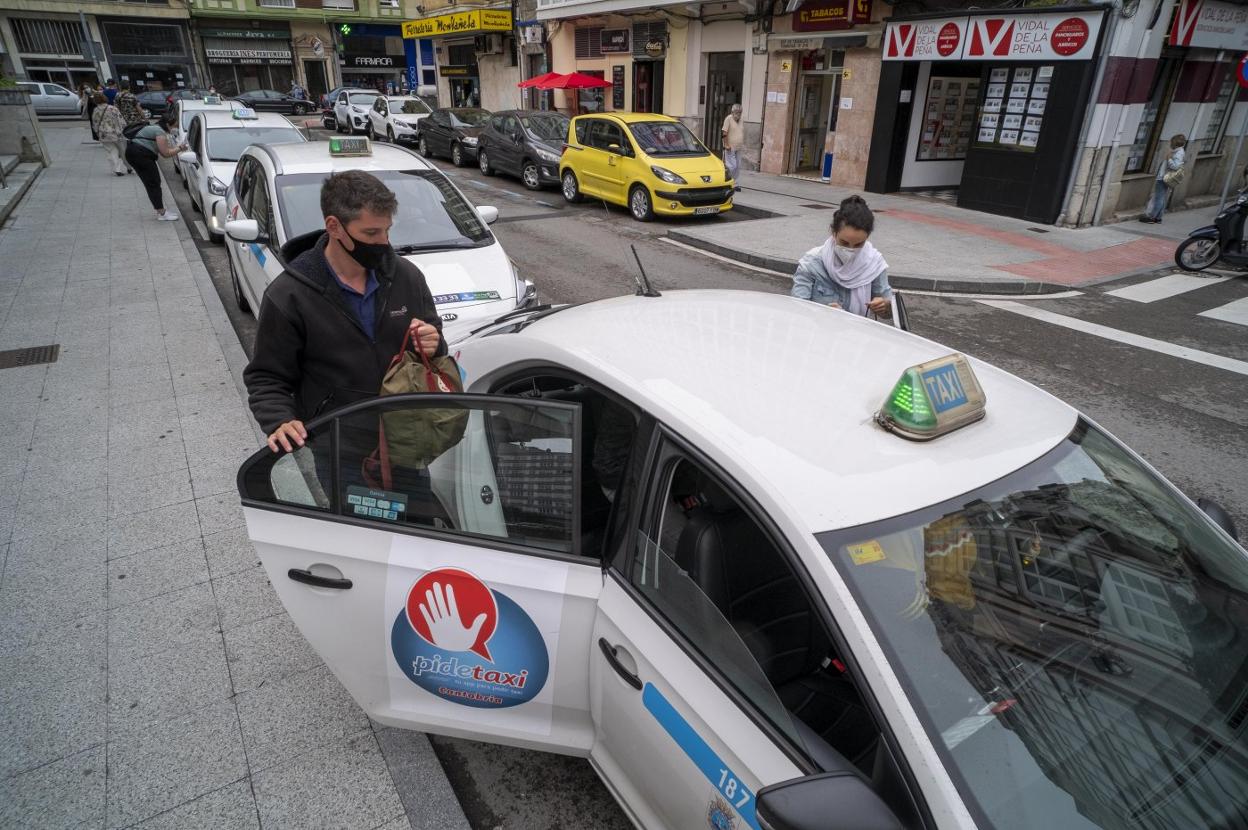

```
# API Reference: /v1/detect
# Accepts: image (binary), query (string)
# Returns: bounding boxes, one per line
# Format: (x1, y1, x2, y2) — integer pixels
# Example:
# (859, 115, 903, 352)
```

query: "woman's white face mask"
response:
(833, 244, 860, 266)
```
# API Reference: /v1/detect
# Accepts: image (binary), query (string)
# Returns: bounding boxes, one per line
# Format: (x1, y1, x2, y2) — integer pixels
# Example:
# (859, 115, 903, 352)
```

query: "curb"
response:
(666, 230, 1073, 295)
(0, 162, 42, 228)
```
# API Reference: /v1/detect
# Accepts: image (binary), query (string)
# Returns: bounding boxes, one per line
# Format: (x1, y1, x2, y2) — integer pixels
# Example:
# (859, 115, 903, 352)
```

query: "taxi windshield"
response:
(275, 169, 492, 251)
(206, 127, 303, 162)
(819, 419, 1248, 830)
(628, 121, 707, 157)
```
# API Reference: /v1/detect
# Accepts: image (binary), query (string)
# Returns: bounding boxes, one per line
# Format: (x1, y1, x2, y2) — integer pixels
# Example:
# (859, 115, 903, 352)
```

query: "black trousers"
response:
(86, 101, 98, 140)
(125, 144, 163, 211)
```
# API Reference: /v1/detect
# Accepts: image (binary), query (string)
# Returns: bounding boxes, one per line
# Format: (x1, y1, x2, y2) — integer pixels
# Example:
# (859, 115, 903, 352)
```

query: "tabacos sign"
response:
(884, 11, 1103, 61)
(391, 567, 549, 708)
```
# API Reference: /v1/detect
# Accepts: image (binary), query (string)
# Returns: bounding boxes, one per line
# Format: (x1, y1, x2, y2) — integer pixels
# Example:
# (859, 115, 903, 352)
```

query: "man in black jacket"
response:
(244, 170, 444, 454)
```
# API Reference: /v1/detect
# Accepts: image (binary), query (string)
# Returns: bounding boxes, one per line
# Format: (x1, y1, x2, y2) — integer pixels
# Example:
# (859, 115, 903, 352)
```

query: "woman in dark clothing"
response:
(81, 84, 99, 141)
(124, 112, 187, 221)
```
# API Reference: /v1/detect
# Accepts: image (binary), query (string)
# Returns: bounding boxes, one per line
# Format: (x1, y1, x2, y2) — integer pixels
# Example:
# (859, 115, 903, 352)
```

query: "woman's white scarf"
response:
(819, 238, 888, 316)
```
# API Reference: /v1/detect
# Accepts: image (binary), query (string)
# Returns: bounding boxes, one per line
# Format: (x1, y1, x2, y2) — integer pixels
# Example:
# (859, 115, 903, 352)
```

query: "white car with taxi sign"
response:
(216, 137, 535, 341)
(171, 95, 245, 182)
(178, 108, 306, 241)
(236, 290, 1247, 830)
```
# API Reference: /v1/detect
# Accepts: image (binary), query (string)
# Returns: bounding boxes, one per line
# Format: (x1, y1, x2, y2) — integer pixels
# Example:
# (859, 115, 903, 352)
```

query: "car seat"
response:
(673, 475, 878, 770)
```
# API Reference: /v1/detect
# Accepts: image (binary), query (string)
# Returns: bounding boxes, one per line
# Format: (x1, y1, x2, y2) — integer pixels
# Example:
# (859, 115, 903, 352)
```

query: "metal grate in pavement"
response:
(0, 344, 59, 369)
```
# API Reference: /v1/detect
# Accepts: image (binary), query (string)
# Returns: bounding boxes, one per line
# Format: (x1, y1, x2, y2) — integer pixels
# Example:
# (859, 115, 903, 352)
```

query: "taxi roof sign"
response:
(875, 353, 986, 441)
(203, 94, 222, 105)
(329, 136, 372, 157)
(232, 107, 259, 119)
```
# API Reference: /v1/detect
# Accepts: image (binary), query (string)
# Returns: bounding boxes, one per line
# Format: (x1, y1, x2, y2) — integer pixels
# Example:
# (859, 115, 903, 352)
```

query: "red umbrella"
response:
(536, 71, 612, 89)
(518, 72, 562, 89)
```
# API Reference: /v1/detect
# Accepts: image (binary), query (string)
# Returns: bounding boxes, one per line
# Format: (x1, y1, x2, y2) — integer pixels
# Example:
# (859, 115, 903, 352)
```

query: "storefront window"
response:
(1200, 65, 1237, 153)
(918, 75, 979, 160)
(102, 23, 185, 57)
(1126, 56, 1182, 174)
(578, 69, 605, 113)
(973, 65, 1047, 154)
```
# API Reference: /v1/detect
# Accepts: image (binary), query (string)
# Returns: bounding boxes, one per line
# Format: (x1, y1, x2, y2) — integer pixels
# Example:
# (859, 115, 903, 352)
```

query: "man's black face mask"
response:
(338, 225, 391, 270)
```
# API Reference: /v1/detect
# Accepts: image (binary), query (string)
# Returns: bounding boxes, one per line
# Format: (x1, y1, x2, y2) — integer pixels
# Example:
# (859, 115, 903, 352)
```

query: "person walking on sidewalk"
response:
(1141, 134, 1187, 224)
(81, 83, 100, 141)
(91, 93, 131, 176)
(115, 84, 145, 128)
(721, 103, 744, 189)
(791, 195, 892, 318)
(104, 78, 119, 104)
(125, 113, 185, 222)
(244, 170, 445, 458)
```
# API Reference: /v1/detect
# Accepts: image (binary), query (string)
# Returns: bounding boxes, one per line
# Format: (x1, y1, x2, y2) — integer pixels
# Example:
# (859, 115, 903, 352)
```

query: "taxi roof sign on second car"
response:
(232, 107, 259, 120)
(875, 352, 987, 441)
(329, 136, 373, 157)
(203, 94, 222, 105)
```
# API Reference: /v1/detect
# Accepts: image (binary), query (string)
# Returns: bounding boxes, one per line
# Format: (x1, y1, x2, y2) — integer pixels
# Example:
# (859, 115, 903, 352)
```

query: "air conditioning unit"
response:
(476, 33, 504, 55)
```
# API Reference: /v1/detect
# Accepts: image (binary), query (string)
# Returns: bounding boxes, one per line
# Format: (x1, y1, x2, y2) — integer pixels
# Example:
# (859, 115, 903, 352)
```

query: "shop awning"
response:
(402, 8, 513, 39)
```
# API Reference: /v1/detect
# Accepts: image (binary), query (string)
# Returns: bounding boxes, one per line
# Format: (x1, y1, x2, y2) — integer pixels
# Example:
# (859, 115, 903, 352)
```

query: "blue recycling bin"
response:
(821, 152, 834, 182)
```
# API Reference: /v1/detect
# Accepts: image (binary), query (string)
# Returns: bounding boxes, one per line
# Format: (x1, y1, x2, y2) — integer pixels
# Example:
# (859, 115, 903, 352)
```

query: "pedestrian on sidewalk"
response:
(91, 93, 131, 176)
(1141, 134, 1187, 224)
(791, 195, 892, 318)
(244, 170, 445, 459)
(115, 84, 145, 128)
(81, 83, 100, 141)
(104, 78, 119, 104)
(125, 112, 186, 222)
(721, 103, 743, 190)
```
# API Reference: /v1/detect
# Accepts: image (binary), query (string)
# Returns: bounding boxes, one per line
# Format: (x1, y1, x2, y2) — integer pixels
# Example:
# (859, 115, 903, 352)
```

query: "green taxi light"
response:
(875, 353, 986, 441)
(329, 136, 372, 157)
(203, 95, 222, 105)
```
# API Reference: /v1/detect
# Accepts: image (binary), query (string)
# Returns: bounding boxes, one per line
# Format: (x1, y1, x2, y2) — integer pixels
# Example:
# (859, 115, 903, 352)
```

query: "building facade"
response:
(0, 0, 196, 92)
(400, 4, 520, 111)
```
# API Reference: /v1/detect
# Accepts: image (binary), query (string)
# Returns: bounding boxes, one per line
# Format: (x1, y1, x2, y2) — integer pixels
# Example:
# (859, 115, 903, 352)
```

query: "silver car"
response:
(17, 82, 83, 115)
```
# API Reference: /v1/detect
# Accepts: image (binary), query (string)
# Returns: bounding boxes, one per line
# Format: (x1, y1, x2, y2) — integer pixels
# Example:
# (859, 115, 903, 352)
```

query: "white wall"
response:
(899, 62, 965, 189)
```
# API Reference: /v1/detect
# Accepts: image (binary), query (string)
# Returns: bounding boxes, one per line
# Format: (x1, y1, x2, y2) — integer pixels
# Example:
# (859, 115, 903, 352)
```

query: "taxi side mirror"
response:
(225, 218, 268, 245)
(757, 773, 904, 830)
(1197, 498, 1239, 541)
(476, 205, 499, 225)
(607, 143, 625, 155)
(178, 151, 198, 166)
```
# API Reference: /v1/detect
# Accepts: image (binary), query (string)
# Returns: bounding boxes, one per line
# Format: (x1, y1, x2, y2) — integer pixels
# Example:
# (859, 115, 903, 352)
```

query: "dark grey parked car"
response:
(476, 110, 570, 190)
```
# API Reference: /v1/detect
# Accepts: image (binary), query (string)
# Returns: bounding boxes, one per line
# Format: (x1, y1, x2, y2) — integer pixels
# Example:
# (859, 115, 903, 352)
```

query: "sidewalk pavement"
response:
(668, 171, 1221, 294)
(0, 125, 469, 830)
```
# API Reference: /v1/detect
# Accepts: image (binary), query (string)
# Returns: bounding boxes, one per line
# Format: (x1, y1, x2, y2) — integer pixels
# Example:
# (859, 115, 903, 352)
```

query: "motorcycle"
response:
(1175, 183, 1248, 272)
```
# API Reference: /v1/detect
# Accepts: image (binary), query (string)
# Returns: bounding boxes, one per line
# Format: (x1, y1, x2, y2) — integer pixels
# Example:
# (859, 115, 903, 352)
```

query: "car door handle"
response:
(288, 568, 353, 590)
(598, 638, 642, 690)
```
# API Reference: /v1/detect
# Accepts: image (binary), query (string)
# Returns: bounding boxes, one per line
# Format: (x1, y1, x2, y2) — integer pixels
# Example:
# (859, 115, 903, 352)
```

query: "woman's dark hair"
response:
(160, 112, 178, 131)
(832, 195, 874, 235)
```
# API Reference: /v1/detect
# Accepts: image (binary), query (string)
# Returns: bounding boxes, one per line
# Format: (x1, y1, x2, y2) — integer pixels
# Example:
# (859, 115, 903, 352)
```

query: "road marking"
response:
(1105, 274, 1229, 302)
(193, 220, 210, 242)
(1198, 296, 1248, 326)
(979, 299, 1248, 377)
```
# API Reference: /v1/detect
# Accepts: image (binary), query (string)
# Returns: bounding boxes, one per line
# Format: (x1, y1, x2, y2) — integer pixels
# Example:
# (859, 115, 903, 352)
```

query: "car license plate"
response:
(693, 206, 719, 215)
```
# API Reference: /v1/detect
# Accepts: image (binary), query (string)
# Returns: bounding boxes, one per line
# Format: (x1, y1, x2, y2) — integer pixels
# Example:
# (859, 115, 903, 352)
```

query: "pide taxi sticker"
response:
(847, 539, 887, 565)
(390, 567, 549, 709)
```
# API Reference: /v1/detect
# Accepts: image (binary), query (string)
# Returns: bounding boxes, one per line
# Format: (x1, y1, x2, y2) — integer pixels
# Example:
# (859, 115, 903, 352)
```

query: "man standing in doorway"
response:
(721, 103, 744, 191)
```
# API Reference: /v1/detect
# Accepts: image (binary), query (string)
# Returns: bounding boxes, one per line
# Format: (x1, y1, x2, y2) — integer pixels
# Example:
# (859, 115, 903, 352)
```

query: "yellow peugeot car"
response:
(559, 112, 734, 221)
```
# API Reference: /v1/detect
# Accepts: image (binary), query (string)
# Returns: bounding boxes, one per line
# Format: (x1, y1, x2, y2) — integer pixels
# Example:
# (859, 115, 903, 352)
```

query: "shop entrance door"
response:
(704, 52, 743, 154)
(303, 59, 328, 104)
(791, 73, 837, 172)
(450, 77, 481, 107)
(632, 60, 664, 114)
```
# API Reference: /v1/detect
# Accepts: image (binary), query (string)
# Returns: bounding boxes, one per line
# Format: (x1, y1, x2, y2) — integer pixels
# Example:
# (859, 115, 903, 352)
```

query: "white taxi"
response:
(178, 108, 306, 241)
(236, 291, 1247, 830)
(216, 137, 535, 341)
(171, 94, 244, 182)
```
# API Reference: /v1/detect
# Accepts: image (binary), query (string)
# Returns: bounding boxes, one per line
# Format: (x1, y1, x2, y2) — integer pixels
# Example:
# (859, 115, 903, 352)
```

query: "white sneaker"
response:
(157, 211, 179, 221)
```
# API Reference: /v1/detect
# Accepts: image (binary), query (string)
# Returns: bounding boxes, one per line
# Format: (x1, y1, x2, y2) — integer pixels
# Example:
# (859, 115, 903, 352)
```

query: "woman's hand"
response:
(867, 297, 891, 315)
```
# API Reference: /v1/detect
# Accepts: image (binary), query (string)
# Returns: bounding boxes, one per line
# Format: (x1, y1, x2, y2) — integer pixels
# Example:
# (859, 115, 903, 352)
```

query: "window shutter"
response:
(632, 22, 667, 57)
(574, 26, 602, 59)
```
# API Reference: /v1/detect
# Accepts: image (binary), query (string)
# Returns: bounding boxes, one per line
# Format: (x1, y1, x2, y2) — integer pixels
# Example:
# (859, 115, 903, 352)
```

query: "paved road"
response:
(160, 122, 1248, 828)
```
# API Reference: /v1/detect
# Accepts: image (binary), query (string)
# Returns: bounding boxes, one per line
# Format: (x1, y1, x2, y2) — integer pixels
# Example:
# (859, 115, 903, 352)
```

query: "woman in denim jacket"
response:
(790, 195, 892, 316)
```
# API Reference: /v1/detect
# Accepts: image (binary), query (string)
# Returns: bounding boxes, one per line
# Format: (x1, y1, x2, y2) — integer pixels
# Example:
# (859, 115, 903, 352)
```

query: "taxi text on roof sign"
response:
(875, 353, 986, 441)
(232, 107, 259, 119)
(329, 136, 372, 157)
(203, 94, 222, 105)
(402, 9, 514, 38)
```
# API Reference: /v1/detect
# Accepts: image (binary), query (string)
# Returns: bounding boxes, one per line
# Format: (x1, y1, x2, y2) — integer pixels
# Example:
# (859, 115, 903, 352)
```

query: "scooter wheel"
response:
(1175, 236, 1221, 272)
